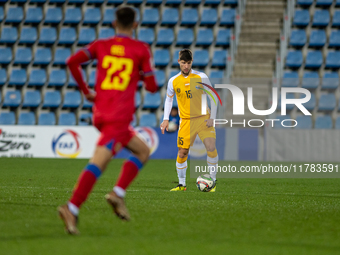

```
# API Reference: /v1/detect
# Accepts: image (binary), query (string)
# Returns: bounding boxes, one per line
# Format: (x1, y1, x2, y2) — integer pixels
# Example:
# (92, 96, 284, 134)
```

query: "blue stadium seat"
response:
(337, 0, 340, 6)
(0, 7, 3, 22)
(155, 70, 165, 87)
(286, 50, 303, 68)
(289, 29, 306, 47)
(78, 28, 96, 45)
(39, 27, 57, 45)
(224, 0, 238, 5)
(59, 113, 76, 125)
(321, 72, 339, 90)
(0, 27, 18, 44)
(69, 0, 85, 3)
(14, 48, 32, 65)
(138, 28, 155, 45)
(293, 10, 310, 27)
(301, 93, 316, 111)
(18, 112, 35, 125)
(210, 70, 224, 81)
(49, 69, 67, 87)
(312, 10, 330, 27)
(146, 0, 163, 4)
(25, 7, 42, 24)
(63, 91, 81, 108)
(68, 70, 86, 87)
(193, 50, 209, 67)
(9, 69, 26, 86)
(142, 8, 159, 25)
(38, 112, 56, 125)
(135, 91, 141, 108)
(44, 7, 62, 24)
(154, 49, 170, 67)
(83, 8, 101, 25)
(103, 9, 115, 25)
(216, 29, 231, 46)
(58, 27, 76, 45)
(161, 8, 178, 25)
(295, 116, 312, 129)
(143, 92, 161, 109)
(212, 50, 227, 67)
(88, 0, 104, 3)
(196, 29, 213, 46)
(169, 70, 179, 79)
(131, 114, 137, 127)
(315, 116, 332, 129)
(176, 28, 194, 46)
(54, 48, 71, 65)
(3, 91, 21, 107)
(172, 50, 180, 66)
(297, 0, 313, 6)
(325, 51, 340, 69)
(282, 71, 299, 87)
(0, 48, 12, 64)
(50, 0, 66, 3)
(43, 91, 61, 108)
(305, 50, 323, 69)
(329, 30, 340, 48)
(309, 30, 326, 47)
(133, 8, 141, 22)
(0, 112, 15, 125)
(28, 70, 46, 87)
(201, 9, 217, 26)
(99, 28, 115, 39)
(0, 69, 6, 86)
(83, 98, 93, 108)
(205, 0, 222, 4)
(19, 27, 37, 44)
(64, 8, 82, 25)
(127, 0, 143, 3)
(220, 9, 236, 25)
(79, 113, 92, 126)
(333, 11, 340, 27)
(318, 94, 336, 111)
(139, 113, 157, 127)
(22, 91, 41, 108)
(88, 69, 96, 87)
(316, 0, 333, 6)
(34, 48, 52, 65)
(301, 71, 319, 89)
(185, 0, 201, 4)
(165, 0, 182, 4)
(181, 9, 198, 25)
(156, 29, 174, 46)
(6, 7, 23, 23)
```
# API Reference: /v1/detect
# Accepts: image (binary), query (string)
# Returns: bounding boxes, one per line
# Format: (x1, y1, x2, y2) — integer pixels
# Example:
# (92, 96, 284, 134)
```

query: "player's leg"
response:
(203, 137, 218, 182)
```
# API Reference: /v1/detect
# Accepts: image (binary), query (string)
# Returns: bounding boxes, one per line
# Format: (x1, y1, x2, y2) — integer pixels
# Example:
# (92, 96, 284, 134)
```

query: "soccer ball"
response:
(196, 174, 215, 192)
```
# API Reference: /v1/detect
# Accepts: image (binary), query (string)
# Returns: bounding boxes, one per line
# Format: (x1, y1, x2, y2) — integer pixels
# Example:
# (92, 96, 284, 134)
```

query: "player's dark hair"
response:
(179, 49, 193, 62)
(115, 6, 136, 29)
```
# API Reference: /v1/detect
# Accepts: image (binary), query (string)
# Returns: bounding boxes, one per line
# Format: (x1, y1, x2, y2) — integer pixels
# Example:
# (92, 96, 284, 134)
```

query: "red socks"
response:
(116, 156, 143, 190)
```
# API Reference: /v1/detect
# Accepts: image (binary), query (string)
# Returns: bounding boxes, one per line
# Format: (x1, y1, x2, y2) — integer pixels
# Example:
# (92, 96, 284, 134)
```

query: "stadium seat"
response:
(135, 91, 141, 108)
(337, 0, 340, 6)
(309, 30, 326, 47)
(127, 0, 143, 3)
(138, 28, 155, 45)
(139, 113, 157, 127)
(39, 27, 57, 45)
(301, 93, 316, 111)
(205, 0, 222, 4)
(282, 71, 299, 87)
(155, 70, 166, 87)
(19, 27, 37, 44)
(44, 7, 62, 24)
(301, 72, 319, 89)
(18, 112, 35, 125)
(216, 29, 231, 46)
(289, 29, 306, 47)
(103, 9, 115, 25)
(63, 91, 81, 108)
(154, 50, 170, 67)
(181, 9, 198, 25)
(50, 0, 66, 3)
(321, 72, 339, 90)
(325, 51, 340, 69)
(200, 9, 217, 26)
(88, 0, 104, 4)
(3, 91, 21, 107)
(193, 50, 209, 67)
(196, 29, 213, 46)
(295, 116, 312, 129)
(329, 30, 340, 48)
(293, 10, 310, 27)
(161, 8, 178, 25)
(6, 7, 23, 23)
(25, 7, 42, 24)
(185, 0, 201, 4)
(78, 28, 96, 45)
(0, 48, 12, 64)
(312, 10, 330, 27)
(83, 8, 101, 25)
(305, 50, 323, 69)
(58, 28, 76, 45)
(224, 0, 238, 5)
(172, 50, 180, 66)
(143, 92, 161, 109)
(9, 69, 26, 86)
(212, 50, 227, 67)
(0, 27, 18, 44)
(156, 29, 174, 46)
(315, 116, 332, 129)
(28, 70, 46, 87)
(64, 8, 82, 25)
(133, 8, 141, 22)
(333, 11, 340, 27)
(316, 0, 333, 6)
(54, 48, 71, 65)
(165, 0, 182, 4)
(59, 113, 76, 125)
(69, 0, 85, 3)
(0, 7, 3, 22)
(0, 69, 6, 86)
(68, 70, 86, 87)
(0, 112, 15, 125)
(169, 70, 180, 79)
(79, 113, 92, 126)
(38, 112, 56, 125)
(220, 9, 236, 26)
(22, 91, 41, 108)
(49, 69, 67, 87)
(176, 28, 194, 46)
(99, 28, 115, 39)
(318, 94, 336, 111)
(286, 50, 303, 68)
(146, 0, 163, 4)
(210, 70, 224, 82)
(297, 0, 313, 5)
(14, 48, 32, 65)
(88, 69, 96, 87)
(34, 48, 52, 65)
(83, 98, 93, 108)
(43, 91, 61, 108)
(142, 8, 159, 25)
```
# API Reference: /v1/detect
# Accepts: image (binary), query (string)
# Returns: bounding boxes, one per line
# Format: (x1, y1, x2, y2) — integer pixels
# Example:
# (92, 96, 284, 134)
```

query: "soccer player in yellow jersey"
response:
(160, 49, 218, 192)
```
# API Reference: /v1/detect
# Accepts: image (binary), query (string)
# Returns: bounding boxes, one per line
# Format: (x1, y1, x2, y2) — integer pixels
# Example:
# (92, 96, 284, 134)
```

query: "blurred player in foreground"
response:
(58, 6, 157, 235)
(160, 49, 218, 192)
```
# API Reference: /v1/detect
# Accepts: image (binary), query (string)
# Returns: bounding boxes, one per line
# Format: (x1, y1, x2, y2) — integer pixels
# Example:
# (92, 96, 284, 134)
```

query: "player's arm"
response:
(202, 75, 217, 127)
(160, 80, 175, 134)
(140, 44, 158, 93)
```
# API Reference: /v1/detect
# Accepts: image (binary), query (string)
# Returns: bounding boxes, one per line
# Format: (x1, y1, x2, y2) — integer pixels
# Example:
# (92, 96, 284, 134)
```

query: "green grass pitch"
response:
(0, 158, 340, 255)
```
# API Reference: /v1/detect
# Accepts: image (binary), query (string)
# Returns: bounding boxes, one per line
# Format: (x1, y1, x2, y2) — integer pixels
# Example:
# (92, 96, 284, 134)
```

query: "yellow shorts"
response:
(177, 115, 216, 149)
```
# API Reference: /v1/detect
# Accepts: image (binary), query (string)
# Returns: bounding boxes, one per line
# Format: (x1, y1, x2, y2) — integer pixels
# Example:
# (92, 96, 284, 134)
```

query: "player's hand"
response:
(160, 120, 169, 134)
(205, 119, 214, 127)
(85, 91, 96, 102)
